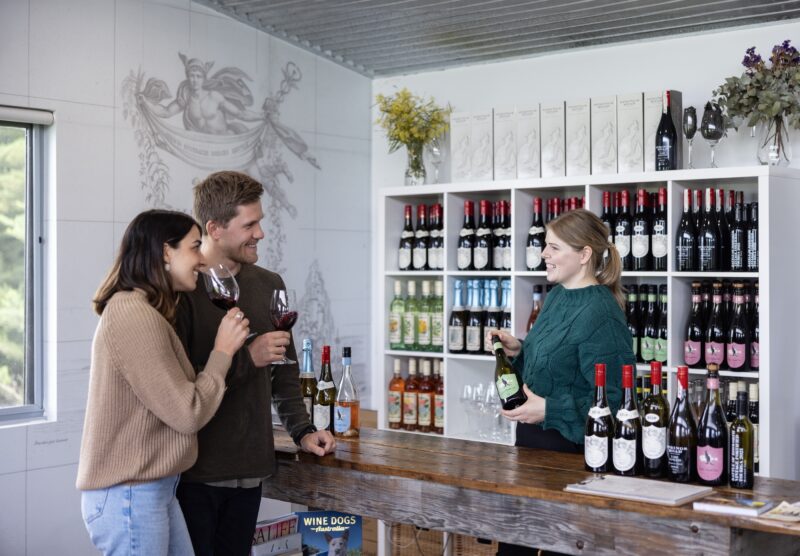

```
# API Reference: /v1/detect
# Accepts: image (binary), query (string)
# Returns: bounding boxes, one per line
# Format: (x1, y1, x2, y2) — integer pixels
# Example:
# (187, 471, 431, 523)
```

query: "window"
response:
(0, 108, 49, 421)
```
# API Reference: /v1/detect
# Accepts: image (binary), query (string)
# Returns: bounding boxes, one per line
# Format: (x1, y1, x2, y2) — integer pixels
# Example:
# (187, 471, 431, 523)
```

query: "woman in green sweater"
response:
(492, 209, 635, 556)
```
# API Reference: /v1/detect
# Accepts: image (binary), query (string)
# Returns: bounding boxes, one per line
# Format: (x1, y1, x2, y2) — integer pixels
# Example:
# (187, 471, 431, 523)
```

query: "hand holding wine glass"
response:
(213, 308, 251, 357)
(269, 289, 298, 365)
(203, 264, 239, 311)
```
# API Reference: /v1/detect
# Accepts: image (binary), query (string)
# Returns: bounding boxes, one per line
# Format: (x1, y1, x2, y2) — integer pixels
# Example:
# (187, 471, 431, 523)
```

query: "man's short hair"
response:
(193, 171, 264, 233)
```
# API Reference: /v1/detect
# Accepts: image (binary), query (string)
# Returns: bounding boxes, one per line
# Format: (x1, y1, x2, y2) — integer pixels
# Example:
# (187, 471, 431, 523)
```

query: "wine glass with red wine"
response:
(270, 289, 298, 365)
(203, 264, 240, 311)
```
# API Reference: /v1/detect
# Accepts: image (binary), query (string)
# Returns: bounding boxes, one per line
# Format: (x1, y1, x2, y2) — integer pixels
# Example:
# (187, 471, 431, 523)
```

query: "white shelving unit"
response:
(372, 166, 800, 481)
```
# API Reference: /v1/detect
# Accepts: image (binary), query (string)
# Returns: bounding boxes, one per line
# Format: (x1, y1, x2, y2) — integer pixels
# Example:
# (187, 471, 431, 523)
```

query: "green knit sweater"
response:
(513, 284, 635, 445)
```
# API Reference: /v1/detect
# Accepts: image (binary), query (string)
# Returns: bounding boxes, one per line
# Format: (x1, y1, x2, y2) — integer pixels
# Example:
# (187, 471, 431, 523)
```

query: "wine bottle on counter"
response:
(613, 364, 642, 476)
(704, 281, 727, 369)
(716, 189, 731, 272)
(313, 345, 336, 433)
(746, 202, 759, 272)
(698, 188, 720, 272)
(667, 366, 697, 483)
(526, 197, 546, 271)
(417, 360, 435, 433)
(387, 359, 404, 430)
(334, 347, 360, 437)
(457, 200, 475, 270)
(492, 334, 528, 410)
(729, 390, 755, 489)
(685, 281, 705, 368)
(652, 187, 668, 271)
(403, 359, 419, 431)
(632, 189, 651, 271)
(403, 280, 418, 351)
(749, 383, 759, 473)
(585, 363, 615, 473)
(615, 190, 633, 270)
(642, 361, 669, 478)
(697, 364, 728, 486)
(655, 90, 678, 171)
(431, 281, 444, 353)
(398, 205, 414, 271)
(474, 200, 493, 271)
(675, 189, 696, 271)
(726, 282, 750, 372)
(412, 204, 429, 270)
(526, 285, 543, 332)
(448, 280, 466, 354)
(300, 339, 317, 420)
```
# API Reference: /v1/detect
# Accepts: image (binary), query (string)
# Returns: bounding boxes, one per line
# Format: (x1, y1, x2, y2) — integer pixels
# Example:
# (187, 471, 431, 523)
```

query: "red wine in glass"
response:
(272, 311, 298, 331)
(269, 289, 298, 365)
(203, 264, 240, 311)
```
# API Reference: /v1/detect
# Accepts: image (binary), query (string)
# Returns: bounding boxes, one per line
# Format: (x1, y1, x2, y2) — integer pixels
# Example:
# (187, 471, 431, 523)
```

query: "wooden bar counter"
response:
(262, 428, 800, 556)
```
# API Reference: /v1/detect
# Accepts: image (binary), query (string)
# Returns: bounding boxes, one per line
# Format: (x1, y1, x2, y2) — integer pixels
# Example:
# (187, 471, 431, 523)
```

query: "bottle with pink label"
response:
(726, 282, 750, 371)
(750, 282, 760, 371)
(684, 281, 705, 368)
(704, 281, 727, 370)
(697, 364, 728, 486)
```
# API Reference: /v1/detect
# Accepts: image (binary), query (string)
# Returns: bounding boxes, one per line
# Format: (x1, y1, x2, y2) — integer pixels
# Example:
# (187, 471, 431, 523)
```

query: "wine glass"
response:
(700, 102, 725, 168)
(203, 264, 239, 311)
(683, 106, 697, 169)
(426, 136, 444, 184)
(269, 289, 298, 365)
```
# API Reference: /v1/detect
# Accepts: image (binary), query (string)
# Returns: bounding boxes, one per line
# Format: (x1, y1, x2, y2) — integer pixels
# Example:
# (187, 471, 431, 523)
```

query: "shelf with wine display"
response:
(385, 193, 445, 273)
(445, 191, 512, 273)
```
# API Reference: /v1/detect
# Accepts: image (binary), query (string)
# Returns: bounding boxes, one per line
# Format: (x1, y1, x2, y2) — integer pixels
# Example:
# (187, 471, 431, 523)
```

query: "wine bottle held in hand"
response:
(585, 363, 615, 473)
(491, 335, 527, 410)
(613, 365, 642, 476)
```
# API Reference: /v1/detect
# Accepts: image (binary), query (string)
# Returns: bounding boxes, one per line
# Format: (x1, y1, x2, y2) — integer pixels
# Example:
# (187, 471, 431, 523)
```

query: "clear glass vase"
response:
(404, 143, 426, 186)
(757, 115, 792, 166)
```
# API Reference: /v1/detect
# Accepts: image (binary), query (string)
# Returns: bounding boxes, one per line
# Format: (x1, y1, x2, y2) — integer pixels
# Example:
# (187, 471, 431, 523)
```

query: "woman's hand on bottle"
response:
(213, 308, 250, 357)
(500, 384, 545, 424)
(485, 329, 522, 357)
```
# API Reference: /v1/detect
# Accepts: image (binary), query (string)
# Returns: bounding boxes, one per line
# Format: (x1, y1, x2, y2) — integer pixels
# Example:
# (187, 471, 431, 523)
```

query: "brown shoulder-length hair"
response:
(93, 210, 201, 322)
(546, 208, 625, 310)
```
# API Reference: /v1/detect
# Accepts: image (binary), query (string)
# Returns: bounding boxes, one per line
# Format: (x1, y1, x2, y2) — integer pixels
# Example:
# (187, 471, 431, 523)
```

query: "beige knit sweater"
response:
(76, 289, 231, 490)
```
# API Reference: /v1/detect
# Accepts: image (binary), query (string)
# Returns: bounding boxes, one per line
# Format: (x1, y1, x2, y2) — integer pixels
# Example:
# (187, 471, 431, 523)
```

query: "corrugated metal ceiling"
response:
(195, 0, 800, 77)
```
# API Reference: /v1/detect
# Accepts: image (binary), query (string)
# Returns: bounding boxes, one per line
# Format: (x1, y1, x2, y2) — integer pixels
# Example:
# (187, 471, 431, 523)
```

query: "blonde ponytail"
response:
(597, 243, 625, 310)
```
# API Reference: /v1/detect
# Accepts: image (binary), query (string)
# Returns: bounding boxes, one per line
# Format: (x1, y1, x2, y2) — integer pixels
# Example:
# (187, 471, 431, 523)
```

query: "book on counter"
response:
(762, 501, 800, 522)
(564, 474, 712, 506)
(297, 510, 363, 555)
(251, 513, 301, 556)
(251, 532, 302, 556)
(693, 495, 775, 517)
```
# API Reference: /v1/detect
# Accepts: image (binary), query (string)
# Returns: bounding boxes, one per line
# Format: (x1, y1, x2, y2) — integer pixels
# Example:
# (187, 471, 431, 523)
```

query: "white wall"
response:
(0, 1, 371, 554)
(371, 20, 800, 184)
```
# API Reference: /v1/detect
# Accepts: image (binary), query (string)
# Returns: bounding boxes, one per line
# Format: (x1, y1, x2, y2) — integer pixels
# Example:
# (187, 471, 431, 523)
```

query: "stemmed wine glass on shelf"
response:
(426, 136, 444, 184)
(683, 107, 697, 169)
(269, 289, 298, 365)
(700, 102, 725, 168)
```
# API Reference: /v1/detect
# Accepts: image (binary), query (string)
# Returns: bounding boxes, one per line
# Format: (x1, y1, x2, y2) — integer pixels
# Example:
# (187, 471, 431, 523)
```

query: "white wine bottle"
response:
(585, 363, 615, 473)
(491, 335, 527, 410)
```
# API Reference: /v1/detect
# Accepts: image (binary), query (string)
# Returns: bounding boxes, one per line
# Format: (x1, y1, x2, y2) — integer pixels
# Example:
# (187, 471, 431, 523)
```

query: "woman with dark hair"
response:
(76, 209, 250, 555)
(489, 209, 636, 556)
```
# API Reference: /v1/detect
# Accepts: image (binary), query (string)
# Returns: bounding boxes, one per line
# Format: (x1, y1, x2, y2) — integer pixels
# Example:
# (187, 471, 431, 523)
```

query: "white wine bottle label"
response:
(502, 246, 512, 270)
(588, 406, 611, 419)
(652, 233, 668, 258)
(727, 342, 746, 369)
(613, 437, 637, 472)
(632, 234, 649, 258)
(388, 313, 402, 343)
(615, 408, 640, 422)
(584, 435, 608, 468)
(476, 228, 491, 237)
(402, 313, 416, 345)
(697, 445, 724, 481)
(418, 394, 432, 426)
(313, 404, 330, 430)
(642, 425, 666, 459)
(457, 247, 471, 269)
(387, 392, 402, 423)
(431, 314, 444, 347)
(417, 314, 431, 345)
(412, 248, 427, 269)
(493, 246, 504, 269)
(496, 373, 520, 400)
(465, 326, 482, 351)
(615, 234, 631, 258)
(415, 230, 429, 238)
(526, 246, 542, 270)
(529, 226, 545, 235)
(403, 392, 418, 424)
(398, 248, 411, 269)
(401, 231, 415, 239)
(333, 405, 351, 433)
(434, 394, 445, 428)
(448, 325, 465, 350)
(474, 247, 489, 269)
(459, 228, 475, 237)
(317, 380, 335, 391)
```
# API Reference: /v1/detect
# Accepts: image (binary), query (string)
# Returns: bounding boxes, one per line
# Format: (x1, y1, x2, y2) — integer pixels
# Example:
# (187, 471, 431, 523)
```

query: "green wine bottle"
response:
(491, 334, 527, 410)
(729, 390, 754, 489)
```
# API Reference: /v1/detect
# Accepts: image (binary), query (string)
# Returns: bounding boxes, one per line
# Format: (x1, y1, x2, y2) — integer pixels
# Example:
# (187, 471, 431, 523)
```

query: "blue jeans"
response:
(81, 474, 194, 556)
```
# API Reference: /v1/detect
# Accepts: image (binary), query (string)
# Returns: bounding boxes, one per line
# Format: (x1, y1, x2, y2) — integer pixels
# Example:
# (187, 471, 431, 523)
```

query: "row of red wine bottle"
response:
(676, 188, 759, 272)
(685, 280, 759, 371)
(398, 203, 444, 271)
(457, 200, 512, 271)
(600, 188, 668, 271)
(585, 362, 755, 489)
(525, 196, 584, 270)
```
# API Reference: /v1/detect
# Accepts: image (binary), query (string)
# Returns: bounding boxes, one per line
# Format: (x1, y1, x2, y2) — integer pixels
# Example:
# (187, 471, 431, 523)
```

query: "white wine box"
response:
(644, 90, 683, 171)
(591, 96, 617, 175)
(516, 105, 541, 179)
(540, 102, 566, 178)
(470, 110, 494, 181)
(450, 111, 472, 183)
(493, 108, 517, 181)
(617, 93, 644, 174)
(566, 98, 591, 176)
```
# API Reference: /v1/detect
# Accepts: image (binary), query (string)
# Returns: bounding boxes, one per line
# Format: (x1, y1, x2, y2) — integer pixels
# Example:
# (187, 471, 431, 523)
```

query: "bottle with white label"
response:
(412, 204, 429, 270)
(398, 205, 414, 271)
(614, 190, 633, 270)
(448, 280, 466, 354)
(465, 280, 484, 354)
(641, 361, 669, 478)
(334, 347, 359, 437)
(388, 281, 405, 350)
(403, 359, 420, 431)
(585, 363, 615, 473)
(434, 360, 445, 435)
(526, 197, 546, 271)
(457, 200, 475, 270)
(387, 359, 404, 430)
(416, 281, 433, 351)
(492, 201, 504, 271)
(652, 187, 668, 270)
(483, 280, 501, 354)
(501, 200, 512, 270)
(299, 339, 317, 421)
(632, 189, 651, 271)
(417, 360, 435, 433)
(402, 280, 418, 351)
(313, 345, 336, 433)
(430, 281, 444, 352)
(613, 364, 642, 476)
(474, 200, 493, 271)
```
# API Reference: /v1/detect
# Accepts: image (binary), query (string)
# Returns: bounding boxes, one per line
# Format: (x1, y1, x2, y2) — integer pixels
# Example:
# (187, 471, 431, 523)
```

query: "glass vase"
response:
(404, 143, 426, 186)
(757, 115, 792, 166)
